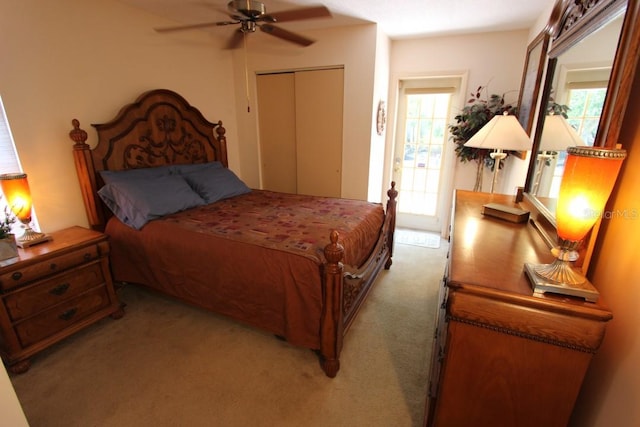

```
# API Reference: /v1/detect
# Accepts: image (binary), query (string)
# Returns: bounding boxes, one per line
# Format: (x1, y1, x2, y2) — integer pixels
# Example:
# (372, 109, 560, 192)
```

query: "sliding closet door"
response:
(257, 68, 343, 197)
(294, 68, 343, 197)
(256, 73, 297, 193)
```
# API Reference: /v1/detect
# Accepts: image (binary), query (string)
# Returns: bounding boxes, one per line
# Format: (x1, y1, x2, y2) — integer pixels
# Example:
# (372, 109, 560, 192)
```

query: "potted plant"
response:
(0, 204, 18, 261)
(449, 85, 517, 191)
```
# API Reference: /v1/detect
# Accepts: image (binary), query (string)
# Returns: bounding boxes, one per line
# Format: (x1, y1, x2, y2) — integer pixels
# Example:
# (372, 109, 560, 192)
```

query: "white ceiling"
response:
(119, 0, 555, 40)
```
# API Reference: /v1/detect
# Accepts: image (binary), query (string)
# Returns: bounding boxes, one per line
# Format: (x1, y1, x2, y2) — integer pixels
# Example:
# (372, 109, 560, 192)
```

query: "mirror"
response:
(530, 14, 624, 202)
(522, 0, 639, 270)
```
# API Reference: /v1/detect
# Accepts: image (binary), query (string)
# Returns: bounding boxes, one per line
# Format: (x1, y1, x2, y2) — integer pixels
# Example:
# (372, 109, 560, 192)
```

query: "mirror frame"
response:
(522, 0, 640, 270)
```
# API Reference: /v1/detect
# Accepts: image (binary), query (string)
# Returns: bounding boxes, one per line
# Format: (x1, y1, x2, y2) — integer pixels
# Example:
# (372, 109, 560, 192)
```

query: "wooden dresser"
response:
(425, 190, 612, 427)
(0, 226, 123, 373)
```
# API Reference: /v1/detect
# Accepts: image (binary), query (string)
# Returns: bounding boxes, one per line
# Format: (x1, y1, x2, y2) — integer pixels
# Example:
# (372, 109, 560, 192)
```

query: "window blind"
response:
(0, 96, 22, 174)
(0, 95, 27, 233)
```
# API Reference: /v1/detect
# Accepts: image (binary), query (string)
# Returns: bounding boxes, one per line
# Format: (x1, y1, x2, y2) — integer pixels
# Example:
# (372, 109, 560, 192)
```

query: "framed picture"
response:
(517, 30, 551, 135)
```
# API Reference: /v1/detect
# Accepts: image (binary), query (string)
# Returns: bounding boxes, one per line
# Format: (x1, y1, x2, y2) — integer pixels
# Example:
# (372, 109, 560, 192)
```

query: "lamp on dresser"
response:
(525, 146, 626, 302)
(531, 113, 586, 196)
(0, 173, 51, 247)
(464, 111, 532, 193)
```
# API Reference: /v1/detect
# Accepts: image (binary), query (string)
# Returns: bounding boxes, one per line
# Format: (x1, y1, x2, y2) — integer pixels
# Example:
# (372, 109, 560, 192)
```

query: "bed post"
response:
(320, 230, 345, 378)
(385, 181, 398, 269)
(214, 120, 229, 168)
(69, 119, 104, 230)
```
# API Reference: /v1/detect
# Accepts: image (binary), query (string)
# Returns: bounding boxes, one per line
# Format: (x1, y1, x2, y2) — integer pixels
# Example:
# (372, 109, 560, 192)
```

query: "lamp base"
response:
(16, 228, 52, 248)
(524, 262, 599, 302)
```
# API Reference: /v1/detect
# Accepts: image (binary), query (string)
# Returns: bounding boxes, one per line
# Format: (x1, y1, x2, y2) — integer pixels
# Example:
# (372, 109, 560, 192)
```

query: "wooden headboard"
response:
(69, 89, 228, 231)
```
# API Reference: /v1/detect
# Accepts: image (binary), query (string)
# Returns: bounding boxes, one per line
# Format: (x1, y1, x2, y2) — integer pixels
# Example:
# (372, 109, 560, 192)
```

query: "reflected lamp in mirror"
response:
(531, 114, 586, 195)
(464, 112, 532, 193)
(0, 173, 51, 248)
(525, 146, 626, 302)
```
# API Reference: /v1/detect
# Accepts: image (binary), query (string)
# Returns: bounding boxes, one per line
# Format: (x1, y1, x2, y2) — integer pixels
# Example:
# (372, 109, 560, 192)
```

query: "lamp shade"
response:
(556, 147, 626, 242)
(464, 112, 532, 151)
(540, 114, 585, 151)
(0, 173, 32, 223)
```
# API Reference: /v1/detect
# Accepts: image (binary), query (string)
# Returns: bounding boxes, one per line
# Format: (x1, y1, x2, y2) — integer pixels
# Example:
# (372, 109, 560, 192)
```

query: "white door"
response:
(393, 78, 461, 232)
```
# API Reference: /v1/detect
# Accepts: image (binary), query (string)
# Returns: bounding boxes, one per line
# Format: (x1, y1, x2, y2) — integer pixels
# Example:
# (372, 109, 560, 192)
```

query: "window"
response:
(401, 92, 451, 216)
(393, 76, 462, 232)
(548, 69, 609, 197)
(0, 95, 26, 233)
(0, 96, 21, 173)
(565, 87, 607, 145)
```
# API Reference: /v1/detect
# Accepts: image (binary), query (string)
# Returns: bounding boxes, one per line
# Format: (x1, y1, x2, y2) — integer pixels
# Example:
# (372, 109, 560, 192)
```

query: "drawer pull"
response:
(11, 271, 22, 281)
(58, 308, 78, 321)
(50, 283, 70, 296)
(50, 263, 58, 271)
(84, 253, 92, 261)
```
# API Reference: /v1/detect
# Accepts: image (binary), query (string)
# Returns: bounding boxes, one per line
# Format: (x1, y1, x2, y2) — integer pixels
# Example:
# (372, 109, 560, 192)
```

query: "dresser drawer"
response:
(0, 244, 100, 291)
(14, 286, 111, 348)
(4, 262, 105, 322)
(428, 274, 449, 399)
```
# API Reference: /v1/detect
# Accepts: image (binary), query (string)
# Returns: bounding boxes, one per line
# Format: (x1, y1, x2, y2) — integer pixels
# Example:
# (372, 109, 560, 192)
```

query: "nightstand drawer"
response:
(4, 262, 105, 321)
(0, 244, 100, 291)
(14, 286, 111, 347)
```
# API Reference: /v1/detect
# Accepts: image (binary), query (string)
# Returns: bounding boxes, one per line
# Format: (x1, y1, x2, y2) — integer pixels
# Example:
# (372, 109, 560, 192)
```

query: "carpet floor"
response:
(10, 240, 448, 427)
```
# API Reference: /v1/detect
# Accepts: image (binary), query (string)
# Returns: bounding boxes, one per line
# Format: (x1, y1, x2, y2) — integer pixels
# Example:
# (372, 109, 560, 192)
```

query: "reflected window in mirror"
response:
(548, 73, 609, 196)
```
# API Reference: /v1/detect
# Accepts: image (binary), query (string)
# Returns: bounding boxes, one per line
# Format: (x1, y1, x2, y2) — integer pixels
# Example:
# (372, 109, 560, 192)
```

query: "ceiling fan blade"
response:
(263, 5, 331, 23)
(224, 29, 245, 49)
(260, 24, 315, 47)
(154, 21, 233, 33)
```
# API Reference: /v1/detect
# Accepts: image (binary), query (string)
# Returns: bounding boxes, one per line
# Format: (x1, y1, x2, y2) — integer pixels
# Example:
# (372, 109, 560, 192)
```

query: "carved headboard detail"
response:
(69, 88, 228, 230)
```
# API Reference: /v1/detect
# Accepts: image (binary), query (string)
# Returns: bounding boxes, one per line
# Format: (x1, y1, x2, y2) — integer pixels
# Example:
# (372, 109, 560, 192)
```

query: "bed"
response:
(68, 89, 397, 377)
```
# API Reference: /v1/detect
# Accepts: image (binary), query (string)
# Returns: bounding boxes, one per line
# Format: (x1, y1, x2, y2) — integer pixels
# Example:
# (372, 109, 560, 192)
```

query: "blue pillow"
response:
(170, 161, 223, 175)
(99, 166, 172, 184)
(98, 175, 205, 229)
(183, 167, 251, 204)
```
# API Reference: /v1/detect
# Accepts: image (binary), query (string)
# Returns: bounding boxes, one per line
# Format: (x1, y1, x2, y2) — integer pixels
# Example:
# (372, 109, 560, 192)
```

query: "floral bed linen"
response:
(105, 190, 385, 349)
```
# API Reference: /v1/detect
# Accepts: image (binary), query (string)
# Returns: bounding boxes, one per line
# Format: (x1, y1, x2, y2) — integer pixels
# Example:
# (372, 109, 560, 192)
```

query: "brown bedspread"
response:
(106, 190, 385, 349)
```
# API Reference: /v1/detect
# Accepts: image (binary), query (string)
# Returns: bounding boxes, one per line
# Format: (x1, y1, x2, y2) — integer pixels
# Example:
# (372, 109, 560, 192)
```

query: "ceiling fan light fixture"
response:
(228, 0, 266, 19)
(241, 21, 257, 33)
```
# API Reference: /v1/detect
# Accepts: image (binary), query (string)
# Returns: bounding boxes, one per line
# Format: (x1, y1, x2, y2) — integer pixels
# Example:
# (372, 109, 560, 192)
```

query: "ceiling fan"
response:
(155, 1, 332, 49)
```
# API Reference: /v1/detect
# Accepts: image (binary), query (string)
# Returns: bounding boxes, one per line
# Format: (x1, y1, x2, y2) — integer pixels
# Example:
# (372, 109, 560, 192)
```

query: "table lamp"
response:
(464, 112, 532, 193)
(0, 173, 50, 247)
(531, 113, 585, 195)
(525, 146, 626, 302)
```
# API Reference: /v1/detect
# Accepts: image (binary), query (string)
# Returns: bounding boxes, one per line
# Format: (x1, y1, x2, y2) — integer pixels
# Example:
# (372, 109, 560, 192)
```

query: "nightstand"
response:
(0, 226, 123, 373)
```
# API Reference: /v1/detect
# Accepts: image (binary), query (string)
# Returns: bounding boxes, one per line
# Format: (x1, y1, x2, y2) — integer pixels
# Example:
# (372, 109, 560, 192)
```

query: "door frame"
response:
(384, 72, 468, 236)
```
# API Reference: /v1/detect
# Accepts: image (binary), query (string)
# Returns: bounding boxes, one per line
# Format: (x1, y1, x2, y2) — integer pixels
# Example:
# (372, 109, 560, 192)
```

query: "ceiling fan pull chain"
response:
(243, 32, 250, 113)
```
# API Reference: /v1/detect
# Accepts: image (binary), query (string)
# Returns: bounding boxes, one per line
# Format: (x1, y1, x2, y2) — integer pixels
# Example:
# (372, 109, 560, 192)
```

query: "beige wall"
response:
(0, 0, 239, 232)
(388, 30, 529, 234)
(230, 24, 378, 200)
(390, 30, 530, 196)
(569, 61, 640, 427)
(0, 0, 530, 227)
(368, 27, 391, 203)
